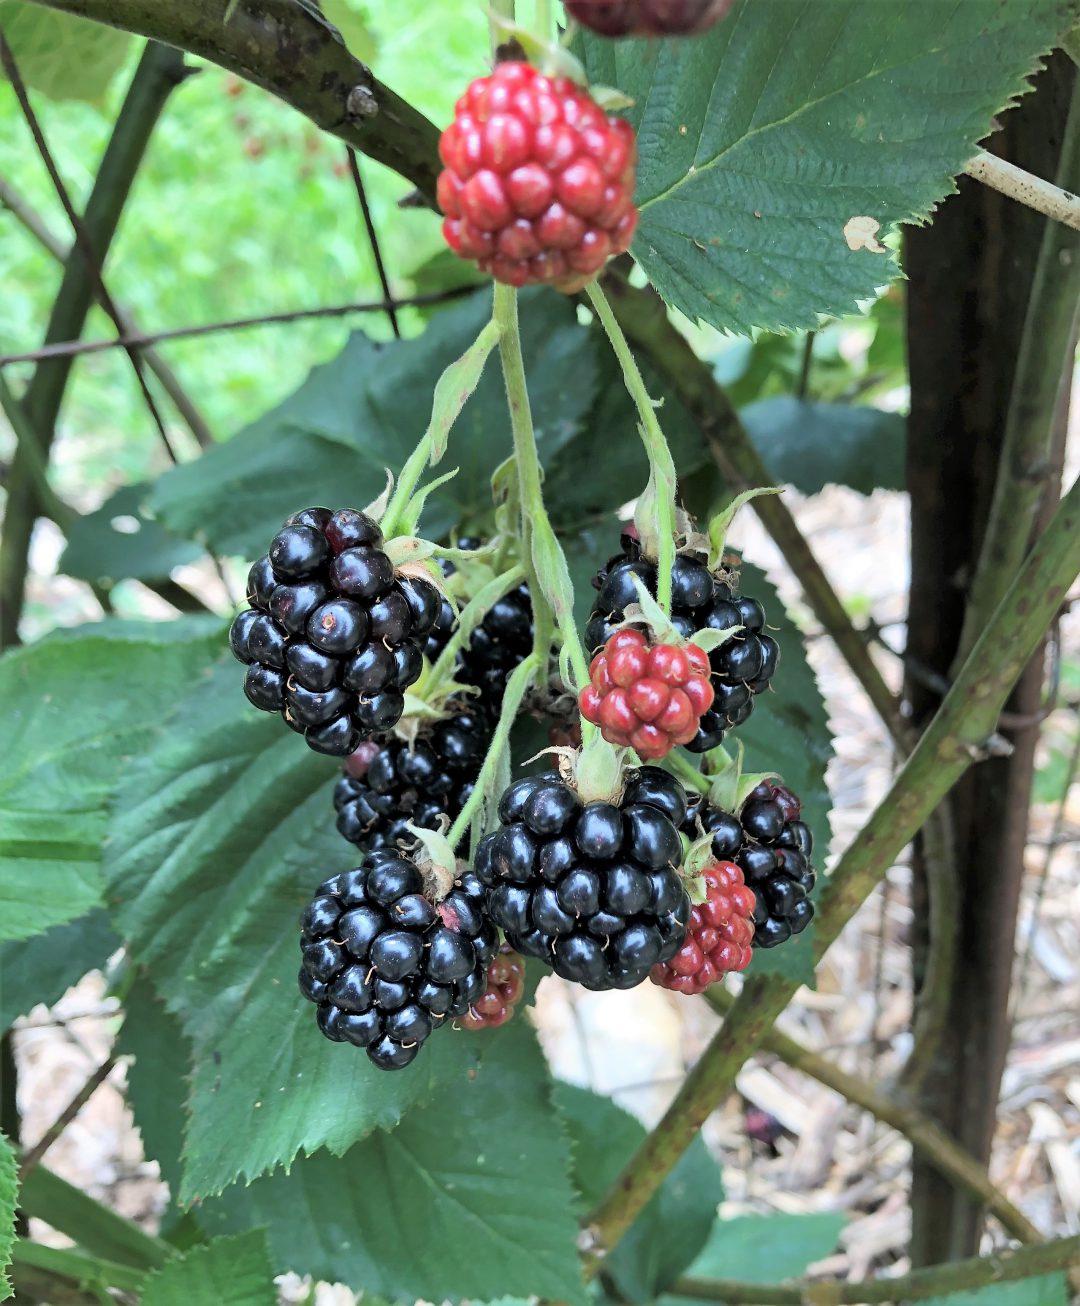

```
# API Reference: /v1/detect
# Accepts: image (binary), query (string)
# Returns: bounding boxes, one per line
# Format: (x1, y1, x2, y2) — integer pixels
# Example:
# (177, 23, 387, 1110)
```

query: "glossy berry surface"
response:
(461, 945, 527, 1029)
(683, 776, 816, 949)
(650, 859, 755, 993)
(334, 704, 493, 854)
(438, 61, 638, 290)
(474, 771, 690, 992)
(586, 541, 779, 749)
(228, 506, 441, 756)
(565, 0, 735, 36)
(580, 628, 714, 759)
(298, 853, 499, 1070)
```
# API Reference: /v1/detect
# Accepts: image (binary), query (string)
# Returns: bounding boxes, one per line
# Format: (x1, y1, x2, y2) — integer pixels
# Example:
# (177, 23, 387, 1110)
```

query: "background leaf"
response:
(0, 910, 119, 1030)
(0, 620, 221, 943)
(920, 1276, 1067, 1306)
(139, 1231, 277, 1306)
(59, 483, 203, 585)
(0, 2, 133, 105)
(555, 1082, 723, 1303)
(580, 0, 1077, 333)
(0, 1133, 16, 1301)
(319, 0, 377, 62)
(740, 397, 906, 495)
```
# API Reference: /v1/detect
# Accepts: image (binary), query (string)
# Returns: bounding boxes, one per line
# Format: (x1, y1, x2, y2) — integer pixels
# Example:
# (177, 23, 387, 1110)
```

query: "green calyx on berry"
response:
(701, 740, 779, 816)
(623, 574, 740, 657)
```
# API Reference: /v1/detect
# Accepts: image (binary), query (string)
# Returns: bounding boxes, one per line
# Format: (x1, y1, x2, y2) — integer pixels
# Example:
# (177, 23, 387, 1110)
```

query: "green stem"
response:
(11, 1242, 147, 1296)
(581, 464, 1080, 1271)
(492, 283, 591, 695)
(585, 280, 678, 615)
(668, 1233, 1080, 1304)
(664, 749, 710, 796)
(446, 653, 539, 847)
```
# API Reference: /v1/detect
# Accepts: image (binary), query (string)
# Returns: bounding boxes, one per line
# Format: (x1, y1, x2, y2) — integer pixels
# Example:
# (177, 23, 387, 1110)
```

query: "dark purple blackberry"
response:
(682, 776, 815, 949)
(298, 852, 499, 1070)
(473, 768, 690, 991)
(585, 541, 779, 751)
(229, 507, 442, 756)
(334, 703, 493, 854)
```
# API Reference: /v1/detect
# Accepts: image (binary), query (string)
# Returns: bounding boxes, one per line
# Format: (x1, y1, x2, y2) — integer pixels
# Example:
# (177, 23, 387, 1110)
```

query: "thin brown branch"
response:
(963, 149, 1080, 230)
(346, 148, 401, 339)
(0, 287, 475, 368)
(17, 1055, 118, 1181)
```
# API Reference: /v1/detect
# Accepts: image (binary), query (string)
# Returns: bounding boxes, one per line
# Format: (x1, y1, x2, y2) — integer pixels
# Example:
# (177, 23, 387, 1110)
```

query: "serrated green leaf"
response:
(920, 1275, 1067, 1306)
(0, 1134, 16, 1301)
(150, 290, 598, 555)
(0, 620, 221, 943)
(741, 397, 906, 495)
(197, 1019, 586, 1306)
(140, 1231, 276, 1306)
(0, 910, 119, 1030)
(663, 1211, 845, 1299)
(59, 483, 203, 585)
(555, 1083, 722, 1303)
(579, 0, 1078, 334)
(732, 563, 833, 985)
(0, 2, 133, 104)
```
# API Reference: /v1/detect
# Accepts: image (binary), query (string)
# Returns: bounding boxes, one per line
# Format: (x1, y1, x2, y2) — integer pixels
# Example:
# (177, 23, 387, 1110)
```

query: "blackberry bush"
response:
(586, 540, 779, 749)
(298, 852, 498, 1070)
(229, 507, 441, 756)
(475, 767, 691, 991)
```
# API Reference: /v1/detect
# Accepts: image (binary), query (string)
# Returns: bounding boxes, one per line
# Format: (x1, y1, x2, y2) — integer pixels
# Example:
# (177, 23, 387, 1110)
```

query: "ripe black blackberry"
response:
(298, 852, 498, 1070)
(585, 538, 778, 751)
(683, 777, 816, 948)
(334, 703, 493, 854)
(474, 767, 690, 991)
(229, 507, 441, 756)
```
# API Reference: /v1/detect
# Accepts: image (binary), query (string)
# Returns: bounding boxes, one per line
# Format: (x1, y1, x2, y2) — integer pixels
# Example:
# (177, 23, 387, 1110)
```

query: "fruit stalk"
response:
(581, 463, 1080, 1271)
(584, 280, 678, 614)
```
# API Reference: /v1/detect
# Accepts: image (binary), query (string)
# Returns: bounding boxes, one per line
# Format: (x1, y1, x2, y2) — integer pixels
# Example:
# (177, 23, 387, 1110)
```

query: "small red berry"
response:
(461, 946, 527, 1030)
(437, 62, 638, 290)
(579, 630, 714, 759)
(565, 0, 736, 37)
(651, 861, 755, 994)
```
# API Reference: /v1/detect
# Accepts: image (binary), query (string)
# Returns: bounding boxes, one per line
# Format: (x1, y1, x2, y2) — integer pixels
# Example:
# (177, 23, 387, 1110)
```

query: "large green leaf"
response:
(140, 1232, 277, 1306)
(0, 910, 119, 1030)
(555, 1083, 722, 1303)
(149, 289, 599, 555)
(741, 397, 906, 495)
(580, 0, 1077, 334)
(0, 1134, 15, 1302)
(319, 0, 377, 62)
(921, 1277, 1067, 1306)
(732, 562, 833, 986)
(59, 483, 203, 586)
(0, 620, 221, 943)
(0, 3, 132, 104)
(198, 1018, 585, 1305)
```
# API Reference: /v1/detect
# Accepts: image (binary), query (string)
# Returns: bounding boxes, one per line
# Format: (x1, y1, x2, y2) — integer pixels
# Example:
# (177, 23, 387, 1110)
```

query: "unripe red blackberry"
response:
(650, 859, 755, 993)
(438, 61, 637, 290)
(461, 945, 527, 1029)
(565, 0, 735, 36)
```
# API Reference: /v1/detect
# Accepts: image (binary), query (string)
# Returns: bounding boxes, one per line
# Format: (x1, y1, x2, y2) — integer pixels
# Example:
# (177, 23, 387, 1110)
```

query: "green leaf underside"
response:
(0, 3, 133, 104)
(580, 0, 1077, 334)
(196, 1017, 585, 1305)
(740, 397, 906, 495)
(59, 482, 203, 585)
(0, 910, 119, 1030)
(150, 289, 599, 557)
(139, 1231, 277, 1306)
(0, 1134, 16, 1301)
(731, 562, 833, 985)
(555, 1083, 722, 1302)
(0, 622, 221, 943)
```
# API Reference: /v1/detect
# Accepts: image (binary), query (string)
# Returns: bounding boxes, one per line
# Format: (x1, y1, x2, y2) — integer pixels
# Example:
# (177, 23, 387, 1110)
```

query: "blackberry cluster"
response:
(650, 859, 755, 994)
(586, 540, 778, 750)
(298, 853, 498, 1070)
(230, 507, 441, 756)
(475, 767, 690, 991)
(334, 704, 492, 854)
(684, 779, 816, 948)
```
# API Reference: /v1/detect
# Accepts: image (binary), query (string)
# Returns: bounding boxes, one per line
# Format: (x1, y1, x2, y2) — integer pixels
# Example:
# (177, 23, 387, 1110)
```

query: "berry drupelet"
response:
(229, 507, 441, 757)
(298, 853, 499, 1070)
(586, 541, 779, 749)
(685, 778, 816, 948)
(334, 704, 493, 855)
(565, 0, 735, 37)
(475, 766, 690, 991)
(438, 61, 638, 290)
